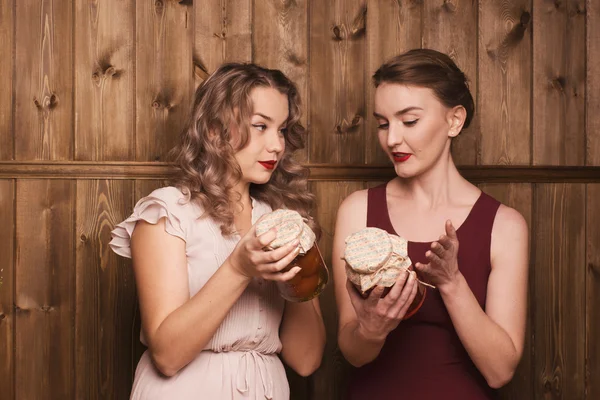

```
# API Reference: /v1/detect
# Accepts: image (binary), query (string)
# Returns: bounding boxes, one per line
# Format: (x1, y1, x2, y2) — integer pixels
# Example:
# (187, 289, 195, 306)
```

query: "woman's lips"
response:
(392, 152, 412, 162)
(258, 160, 276, 170)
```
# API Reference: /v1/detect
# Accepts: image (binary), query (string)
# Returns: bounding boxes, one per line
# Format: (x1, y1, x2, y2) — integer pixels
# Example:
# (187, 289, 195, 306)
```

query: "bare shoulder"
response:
(335, 189, 369, 234)
(490, 204, 529, 265)
(337, 188, 368, 218)
(493, 204, 528, 237)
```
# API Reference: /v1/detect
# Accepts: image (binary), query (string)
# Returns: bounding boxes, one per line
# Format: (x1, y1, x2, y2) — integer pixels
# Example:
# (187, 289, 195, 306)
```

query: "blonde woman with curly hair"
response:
(110, 63, 326, 399)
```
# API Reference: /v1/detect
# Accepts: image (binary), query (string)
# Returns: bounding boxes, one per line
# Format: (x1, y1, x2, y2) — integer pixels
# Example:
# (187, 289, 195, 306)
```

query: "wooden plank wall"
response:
(0, 1, 599, 399)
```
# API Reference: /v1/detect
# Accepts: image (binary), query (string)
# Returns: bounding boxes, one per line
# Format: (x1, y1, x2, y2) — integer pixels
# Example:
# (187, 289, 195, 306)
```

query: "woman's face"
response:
(374, 83, 462, 179)
(234, 86, 288, 185)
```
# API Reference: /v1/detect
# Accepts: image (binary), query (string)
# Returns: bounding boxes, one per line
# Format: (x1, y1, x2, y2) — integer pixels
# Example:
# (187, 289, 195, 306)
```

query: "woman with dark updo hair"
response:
(333, 49, 529, 399)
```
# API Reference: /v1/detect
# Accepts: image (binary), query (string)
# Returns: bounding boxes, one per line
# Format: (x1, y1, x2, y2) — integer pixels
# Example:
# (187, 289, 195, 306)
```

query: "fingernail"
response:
(293, 267, 302, 274)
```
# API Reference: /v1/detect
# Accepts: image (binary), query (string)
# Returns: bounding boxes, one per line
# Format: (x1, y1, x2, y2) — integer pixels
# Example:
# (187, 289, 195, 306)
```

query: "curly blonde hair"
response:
(171, 62, 319, 237)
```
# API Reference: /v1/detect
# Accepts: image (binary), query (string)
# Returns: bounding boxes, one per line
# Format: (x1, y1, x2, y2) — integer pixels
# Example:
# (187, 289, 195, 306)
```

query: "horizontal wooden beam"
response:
(0, 161, 599, 182)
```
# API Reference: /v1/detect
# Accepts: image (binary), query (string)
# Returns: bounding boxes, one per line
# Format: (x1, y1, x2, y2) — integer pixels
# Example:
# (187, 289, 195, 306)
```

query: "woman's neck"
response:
(231, 181, 252, 213)
(390, 154, 470, 208)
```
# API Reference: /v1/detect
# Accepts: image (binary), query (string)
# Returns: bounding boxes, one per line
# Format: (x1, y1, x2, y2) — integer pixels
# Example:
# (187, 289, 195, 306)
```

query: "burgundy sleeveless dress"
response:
(347, 183, 501, 400)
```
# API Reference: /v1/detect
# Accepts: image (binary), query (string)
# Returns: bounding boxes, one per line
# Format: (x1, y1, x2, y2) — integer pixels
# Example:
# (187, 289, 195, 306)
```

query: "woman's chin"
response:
(393, 163, 419, 179)
(247, 173, 274, 185)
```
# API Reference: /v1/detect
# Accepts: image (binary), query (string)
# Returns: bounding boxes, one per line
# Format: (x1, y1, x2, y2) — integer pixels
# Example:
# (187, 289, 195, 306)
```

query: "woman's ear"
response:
(447, 106, 467, 138)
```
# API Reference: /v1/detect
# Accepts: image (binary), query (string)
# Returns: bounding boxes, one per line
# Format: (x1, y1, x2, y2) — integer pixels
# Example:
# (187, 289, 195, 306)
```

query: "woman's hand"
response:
(346, 269, 418, 342)
(414, 220, 461, 290)
(228, 225, 302, 282)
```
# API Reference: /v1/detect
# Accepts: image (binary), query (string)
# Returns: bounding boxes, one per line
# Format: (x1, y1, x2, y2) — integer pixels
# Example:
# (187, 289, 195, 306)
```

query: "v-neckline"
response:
(382, 183, 484, 245)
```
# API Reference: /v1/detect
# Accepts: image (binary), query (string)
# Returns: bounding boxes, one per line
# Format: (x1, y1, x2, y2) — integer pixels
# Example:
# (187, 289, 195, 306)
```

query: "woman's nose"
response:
(387, 124, 404, 148)
(267, 130, 284, 153)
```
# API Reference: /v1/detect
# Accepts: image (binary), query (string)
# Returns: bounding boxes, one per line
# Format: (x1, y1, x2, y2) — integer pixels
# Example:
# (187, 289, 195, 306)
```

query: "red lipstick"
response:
(392, 152, 412, 162)
(258, 160, 276, 170)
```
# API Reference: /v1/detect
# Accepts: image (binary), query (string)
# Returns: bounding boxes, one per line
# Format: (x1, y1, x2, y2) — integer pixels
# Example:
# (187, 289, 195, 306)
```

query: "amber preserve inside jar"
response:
(277, 244, 329, 302)
(255, 209, 329, 303)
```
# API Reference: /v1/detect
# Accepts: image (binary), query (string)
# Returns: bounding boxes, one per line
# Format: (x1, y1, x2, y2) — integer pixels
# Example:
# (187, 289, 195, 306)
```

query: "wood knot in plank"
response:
(490, 10, 531, 58)
(442, 0, 457, 13)
(40, 305, 54, 313)
(520, 11, 531, 26)
(155, 0, 164, 14)
(14, 305, 28, 314)
(33, 93, 58, 110)
(152, 97, 174, 111)
(571, 2, 586, 16)
(80, 234, 87, 242)
(336, 114, 363, 134)
(350, 5, 367, 39)
(194, 63, 209, 81)
(332, 25, 344, 41)
(0, 313, 5, 321)
(281, 0, 299, 10)
(550, 76, 566, 92)
(589, 262, 600, 275)
(542, 373, 562, 395)
(285, 51, 305, 66)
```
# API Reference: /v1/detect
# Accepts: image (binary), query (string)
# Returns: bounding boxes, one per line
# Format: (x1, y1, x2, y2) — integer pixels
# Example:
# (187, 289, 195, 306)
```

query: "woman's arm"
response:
(131, 219, 300, 377)
(279, 298, 326, 376)
(416, 206, 529, 388)
(334, 191, 418, 367)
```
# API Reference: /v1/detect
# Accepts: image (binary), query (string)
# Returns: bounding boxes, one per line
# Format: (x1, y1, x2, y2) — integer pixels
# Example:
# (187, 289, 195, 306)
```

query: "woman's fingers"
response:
(262, 245, 301, 274)
(382, 269, 410, 304)
(430, 241, 446, 259)
(395, 274, 419, 317)
(425, 250, 444, 267)
(263, 266, 301, 282)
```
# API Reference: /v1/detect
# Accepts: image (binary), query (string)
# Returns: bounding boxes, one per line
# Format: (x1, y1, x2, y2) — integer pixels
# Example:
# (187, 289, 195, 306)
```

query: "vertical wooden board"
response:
(15, 180, 75, 399)
(365, 0, 423, 164)
(194, 0, 252, 86)
(76, 180, 137, 399)
(308, 181, 365, 400)
(587, 0, 600, 165)
(78, 180, 138, 397)
(135, 180, 168, 200)
(0, 1, 13, 160)
(532, 0, 585, 166)
(0, 180, 15, 399)
(422, 1, 478, 165)
(479, 183, 534, 399)
(479, 1, 532, 165)
(14, 0, 73, 160)
(253, 0, 309, 162)
(586, 184, 600, 399)
(309, 0, 366, 164)
(136, 1, 193, 162)
(75, 0, 135, 161)
(533, 184, 585, 399)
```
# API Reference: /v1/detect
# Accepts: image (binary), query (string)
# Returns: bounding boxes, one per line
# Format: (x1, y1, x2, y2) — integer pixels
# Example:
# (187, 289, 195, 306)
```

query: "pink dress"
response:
(109, 187, 290, 399)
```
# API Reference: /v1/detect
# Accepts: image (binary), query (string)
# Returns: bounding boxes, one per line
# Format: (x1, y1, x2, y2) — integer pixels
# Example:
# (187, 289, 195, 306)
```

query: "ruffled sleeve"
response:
(109, 186, 188, 258)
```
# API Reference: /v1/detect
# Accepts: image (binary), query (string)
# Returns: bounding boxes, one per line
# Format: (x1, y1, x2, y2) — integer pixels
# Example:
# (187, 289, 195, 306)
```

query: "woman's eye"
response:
(377, 122, 389, 130)
(252, 124, 267, 132)
(403, 120, 418, 127)
(278, 127, 287, 136)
